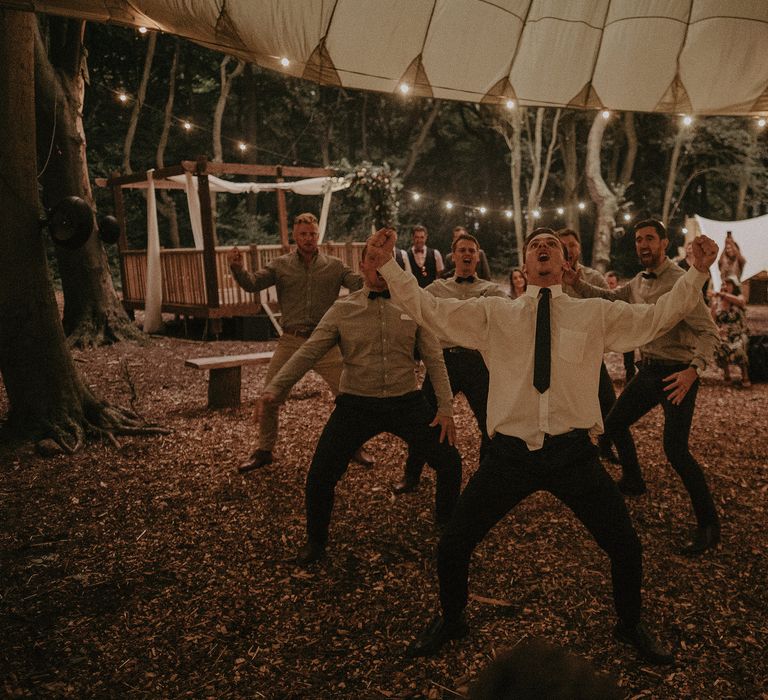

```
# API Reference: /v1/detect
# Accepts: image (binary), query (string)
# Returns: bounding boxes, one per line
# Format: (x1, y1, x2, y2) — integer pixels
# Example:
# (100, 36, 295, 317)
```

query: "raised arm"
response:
(227, 246, 277, 292)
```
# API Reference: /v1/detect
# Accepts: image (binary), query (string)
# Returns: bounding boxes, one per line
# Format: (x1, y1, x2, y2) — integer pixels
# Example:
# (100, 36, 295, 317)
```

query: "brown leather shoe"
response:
(614, 621, 675, 665)
(296, 541, 326, 567)
(405, 614, 468, 658)
(237, 449, 273, 473)
(353, 447, 375, 467)
(392, 477, 420, 495)
(680, 523, 720, 556)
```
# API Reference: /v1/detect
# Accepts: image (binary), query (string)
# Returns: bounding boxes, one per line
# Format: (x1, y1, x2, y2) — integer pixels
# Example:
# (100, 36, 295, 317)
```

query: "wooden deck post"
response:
(276, 165, 290, 252)
(196, 156, 220, 311)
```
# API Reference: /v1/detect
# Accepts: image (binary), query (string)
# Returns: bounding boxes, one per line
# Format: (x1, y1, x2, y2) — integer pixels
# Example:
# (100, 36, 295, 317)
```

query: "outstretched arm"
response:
(227, 246, 277, 292)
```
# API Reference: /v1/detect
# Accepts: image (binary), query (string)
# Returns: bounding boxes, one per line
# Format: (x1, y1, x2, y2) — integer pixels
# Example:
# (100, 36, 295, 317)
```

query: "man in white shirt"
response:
(366, 226, 718, 666)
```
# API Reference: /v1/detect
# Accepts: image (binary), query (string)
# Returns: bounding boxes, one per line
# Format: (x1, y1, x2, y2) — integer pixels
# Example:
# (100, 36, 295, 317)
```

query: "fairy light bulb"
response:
(445, 201, 453, 210)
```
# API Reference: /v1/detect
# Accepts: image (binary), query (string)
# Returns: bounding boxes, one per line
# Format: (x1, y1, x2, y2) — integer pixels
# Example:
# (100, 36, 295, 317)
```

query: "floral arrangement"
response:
(347, 161, 402, 229)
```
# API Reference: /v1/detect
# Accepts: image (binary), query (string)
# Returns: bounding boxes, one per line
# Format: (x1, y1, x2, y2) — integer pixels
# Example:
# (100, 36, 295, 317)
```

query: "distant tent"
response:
(689, 214, 768, 292)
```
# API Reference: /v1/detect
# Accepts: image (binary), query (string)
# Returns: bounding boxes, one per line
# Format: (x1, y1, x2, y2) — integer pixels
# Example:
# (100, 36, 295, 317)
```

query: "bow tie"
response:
(368, 290, 391, 300)
(641, 271, 657, 280)
(455, 275, 476, 284)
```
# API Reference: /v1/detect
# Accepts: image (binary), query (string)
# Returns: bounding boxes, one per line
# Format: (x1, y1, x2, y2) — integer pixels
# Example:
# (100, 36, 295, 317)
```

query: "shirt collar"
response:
(525, 283, 564, 299)
(645, 256, 671, 277)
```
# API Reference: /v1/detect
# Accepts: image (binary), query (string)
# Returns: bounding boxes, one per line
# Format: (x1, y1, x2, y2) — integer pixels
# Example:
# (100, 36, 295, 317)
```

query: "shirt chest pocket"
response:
(557, 328, 588, 364)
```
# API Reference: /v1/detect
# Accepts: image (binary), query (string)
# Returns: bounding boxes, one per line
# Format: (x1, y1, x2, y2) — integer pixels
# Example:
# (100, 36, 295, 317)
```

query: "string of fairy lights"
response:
(108, 27, 768, 225)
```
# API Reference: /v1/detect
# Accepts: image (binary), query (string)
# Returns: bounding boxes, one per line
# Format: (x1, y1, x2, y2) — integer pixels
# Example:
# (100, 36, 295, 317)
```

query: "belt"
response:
(282, 325, 316, 338)
(637, 356, 688, 368)
(445, 346, 480, 355)
(542, 428, 589, 446)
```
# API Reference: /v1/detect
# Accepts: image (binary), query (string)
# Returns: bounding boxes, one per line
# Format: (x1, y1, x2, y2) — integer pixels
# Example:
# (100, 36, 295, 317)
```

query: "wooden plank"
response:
(185, 351, 274, 370)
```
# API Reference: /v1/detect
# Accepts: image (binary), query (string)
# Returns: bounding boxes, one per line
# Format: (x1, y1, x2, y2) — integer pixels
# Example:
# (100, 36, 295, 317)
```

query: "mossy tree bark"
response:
(35, 17, 143, 348)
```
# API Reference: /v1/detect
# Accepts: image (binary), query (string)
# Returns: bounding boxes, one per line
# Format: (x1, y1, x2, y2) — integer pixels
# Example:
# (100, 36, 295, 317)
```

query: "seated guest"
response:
(711, 275, 751, 387)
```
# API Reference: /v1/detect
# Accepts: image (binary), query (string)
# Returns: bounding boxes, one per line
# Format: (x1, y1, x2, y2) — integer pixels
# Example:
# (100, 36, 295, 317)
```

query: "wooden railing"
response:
(122, 242, 366, 312)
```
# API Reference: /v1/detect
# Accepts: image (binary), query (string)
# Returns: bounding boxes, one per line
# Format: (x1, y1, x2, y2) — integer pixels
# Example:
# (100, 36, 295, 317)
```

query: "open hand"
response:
(430, 413, 456, 445)
(663, 367, 698, 405)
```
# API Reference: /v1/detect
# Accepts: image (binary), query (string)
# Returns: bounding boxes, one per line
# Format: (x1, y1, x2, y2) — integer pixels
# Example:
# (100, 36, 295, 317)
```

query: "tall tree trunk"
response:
(496, 108, 525, 263)
(156, 37, 180, 247)
(35, 17, 143, 347)
(661, 125, 685, 226)
(525, 107, 560, 231)
(122, 30, 156, 174)
(211, 56, 244, 233)
(402, 100, 441, 180)
(620, 112, 638, 188)
(586, 112, 617, 272)
(561, 114, 580, 232)
(1, 9, 158, 451)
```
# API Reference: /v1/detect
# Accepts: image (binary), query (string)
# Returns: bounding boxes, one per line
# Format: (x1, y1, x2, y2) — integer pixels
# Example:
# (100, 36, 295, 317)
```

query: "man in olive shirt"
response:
(567, 219, 721, 556)
(557, 228, 619, 464)
(258, 238, 461, 566)
(441, 226, 492, 280)
(227, 212, 371, 472)
(394, 232, 506, 494)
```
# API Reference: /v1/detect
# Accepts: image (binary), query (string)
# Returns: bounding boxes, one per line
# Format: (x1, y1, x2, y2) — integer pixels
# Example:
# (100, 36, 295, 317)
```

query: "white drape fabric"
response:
(184, 171, 204, 249)
(693, 214, 768, 290)
(317, 179, 333, 244)
(167, 174, 350, 195)
(144, 169, 163, 333)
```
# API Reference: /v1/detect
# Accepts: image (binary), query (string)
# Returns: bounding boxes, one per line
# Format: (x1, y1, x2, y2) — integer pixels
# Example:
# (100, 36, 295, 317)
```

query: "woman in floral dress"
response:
(711, 275, 751, 387)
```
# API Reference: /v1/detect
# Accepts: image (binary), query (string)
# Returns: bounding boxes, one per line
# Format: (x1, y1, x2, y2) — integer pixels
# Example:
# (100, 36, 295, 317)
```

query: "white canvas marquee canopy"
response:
(9, 0, 768, 115)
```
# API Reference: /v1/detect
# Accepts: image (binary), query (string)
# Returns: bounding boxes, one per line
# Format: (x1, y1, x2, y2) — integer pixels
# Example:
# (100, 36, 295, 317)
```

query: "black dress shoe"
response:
(680, 523, 720, 556)
(614, 621, 675, 665)
(237, 449, 273, 473)
(405, 615, 468, 658)
(617, 475, 647, 496)
(392, 477, 420, 495)
(352, 447, 375, 467)
(296, 541, 326, 567)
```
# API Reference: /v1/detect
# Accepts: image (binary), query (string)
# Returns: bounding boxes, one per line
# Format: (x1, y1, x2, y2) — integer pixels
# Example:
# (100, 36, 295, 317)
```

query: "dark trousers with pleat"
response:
(437, 431, 643, 626)
(604, 363, 719, 528)
(306, 392, 462, 547)
(402, 348, 491, 482)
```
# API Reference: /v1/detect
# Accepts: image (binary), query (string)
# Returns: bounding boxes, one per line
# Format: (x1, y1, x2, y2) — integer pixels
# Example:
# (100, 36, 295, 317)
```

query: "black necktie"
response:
(455, 275, 476, 284)
(533, 288, 551, 394)
(368, 290, 391, 300)
(641, 271, 657, 280)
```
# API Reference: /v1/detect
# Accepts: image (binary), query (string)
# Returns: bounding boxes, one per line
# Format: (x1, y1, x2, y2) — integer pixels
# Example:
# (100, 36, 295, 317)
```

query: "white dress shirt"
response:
(379, 258, 710, 450)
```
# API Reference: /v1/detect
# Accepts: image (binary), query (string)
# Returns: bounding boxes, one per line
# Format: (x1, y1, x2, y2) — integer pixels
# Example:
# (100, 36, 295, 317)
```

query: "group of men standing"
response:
(226, 213, 722, 667)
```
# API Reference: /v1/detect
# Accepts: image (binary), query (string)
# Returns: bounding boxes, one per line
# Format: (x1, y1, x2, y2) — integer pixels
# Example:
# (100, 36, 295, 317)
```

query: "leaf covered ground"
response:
(1, 309, 767, 699)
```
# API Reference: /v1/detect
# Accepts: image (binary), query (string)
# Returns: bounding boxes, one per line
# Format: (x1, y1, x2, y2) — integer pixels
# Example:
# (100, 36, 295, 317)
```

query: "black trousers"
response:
(604, 363, 719, 527)
(437, 431, 642, 626)
(404, 348, 491, 481)
(305, 392, 462, 546)
(597, 362, 617, 451)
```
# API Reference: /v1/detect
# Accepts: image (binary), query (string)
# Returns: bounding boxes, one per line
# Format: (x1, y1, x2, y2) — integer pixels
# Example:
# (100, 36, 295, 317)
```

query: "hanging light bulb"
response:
(183, 121, 192, 131)
(399, 83, 411, 95)
(280, 57, 290, 67)
(601, 110, 611, 120)
(758, 117, 766, 128)
(532, 209, 541, 219)
(623, 212, 631, 221)
(682, 115, 693, 126)
(445, 201, 453, 210)
(578, 201, 586, 210)
(412, 192, 421, 201)
(478, 206, 487, 215)
(682, 227, 688, 234)
(117, 92, 128, 103)
(556, 207, 564, 216)
(504, 210, 513, 218)
(238, 142, 247, 152)
(505, 99, 516, 110)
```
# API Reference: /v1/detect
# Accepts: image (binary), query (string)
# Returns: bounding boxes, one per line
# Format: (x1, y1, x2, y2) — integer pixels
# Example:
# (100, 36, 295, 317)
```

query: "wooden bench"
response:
(185, 351, 274, 408)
